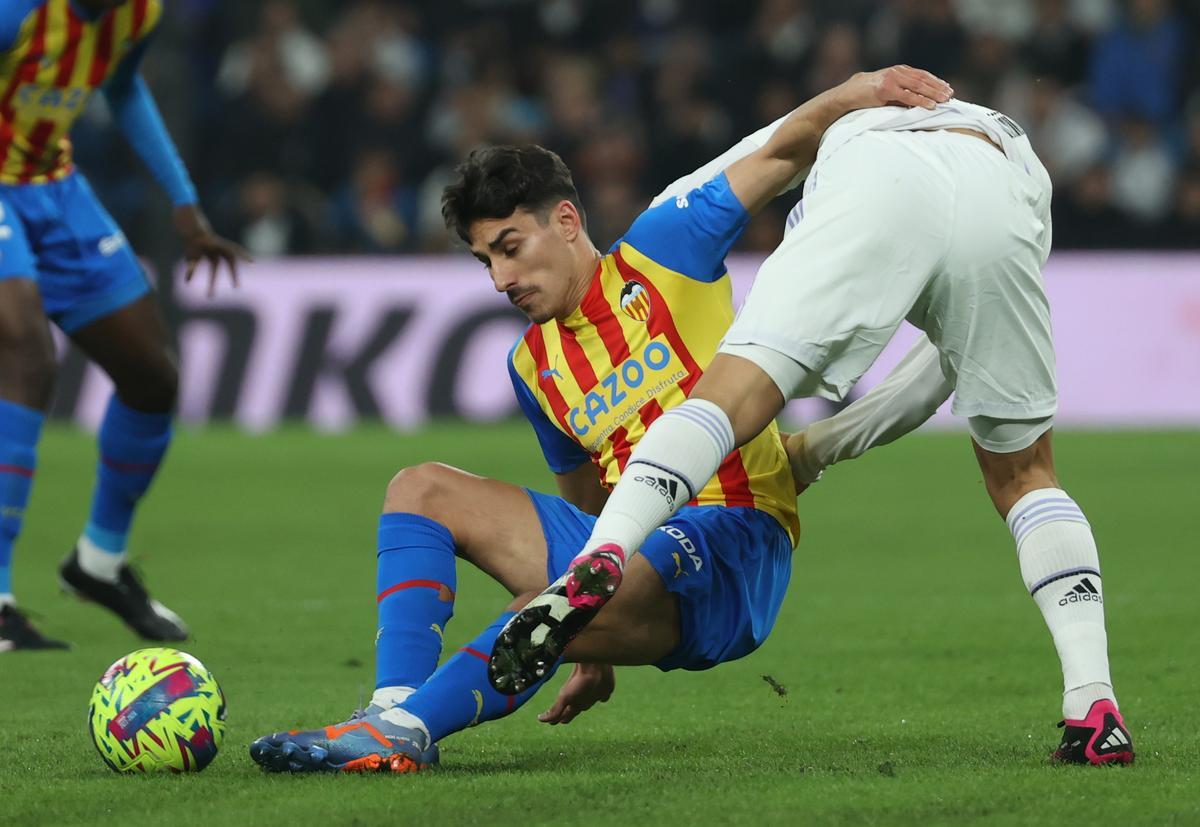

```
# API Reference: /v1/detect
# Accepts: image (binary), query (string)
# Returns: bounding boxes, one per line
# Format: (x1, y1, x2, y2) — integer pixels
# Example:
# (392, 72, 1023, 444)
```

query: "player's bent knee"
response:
(119, 356, 179, 413)
(383, 462, 463, 520)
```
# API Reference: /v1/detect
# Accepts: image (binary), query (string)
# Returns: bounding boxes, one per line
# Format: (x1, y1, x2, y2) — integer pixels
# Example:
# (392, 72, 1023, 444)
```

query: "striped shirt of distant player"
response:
(0, 0, 161, 185)
(508, 175, 800, 543)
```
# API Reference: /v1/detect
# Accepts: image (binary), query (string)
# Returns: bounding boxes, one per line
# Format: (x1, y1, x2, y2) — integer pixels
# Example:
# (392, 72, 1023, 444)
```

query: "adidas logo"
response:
(1059, 576, 1103, 606)
(634, 474, 678, 504)
(1099, 727, 1130, 751)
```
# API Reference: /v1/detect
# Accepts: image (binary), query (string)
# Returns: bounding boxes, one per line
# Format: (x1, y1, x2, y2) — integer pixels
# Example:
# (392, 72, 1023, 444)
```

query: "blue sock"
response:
(84, 396, 173, 554)
(400, 612, 559, 742)
(375, 513, 457, 691)
(0, 400, 43, 597)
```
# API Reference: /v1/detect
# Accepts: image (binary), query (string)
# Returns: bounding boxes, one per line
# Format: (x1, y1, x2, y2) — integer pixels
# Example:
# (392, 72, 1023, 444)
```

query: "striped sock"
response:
(1008, 488, 1116, 720)
(375, 513, 456, 694)
(83, 396, 172, 577)
(583, 398, 733, 557)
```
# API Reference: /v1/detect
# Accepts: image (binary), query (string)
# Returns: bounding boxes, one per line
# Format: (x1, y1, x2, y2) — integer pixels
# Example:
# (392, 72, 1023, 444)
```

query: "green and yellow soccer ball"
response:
(88, 648, 226, 773)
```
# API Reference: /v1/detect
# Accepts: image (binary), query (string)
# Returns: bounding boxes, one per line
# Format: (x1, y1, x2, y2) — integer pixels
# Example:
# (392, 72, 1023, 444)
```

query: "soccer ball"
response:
(88, 647, 226, 773)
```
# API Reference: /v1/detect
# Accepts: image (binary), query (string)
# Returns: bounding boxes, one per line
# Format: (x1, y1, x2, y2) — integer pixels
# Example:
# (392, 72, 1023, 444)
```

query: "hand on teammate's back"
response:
(840, 65, 954, 112)
(173, 204, 253, 298)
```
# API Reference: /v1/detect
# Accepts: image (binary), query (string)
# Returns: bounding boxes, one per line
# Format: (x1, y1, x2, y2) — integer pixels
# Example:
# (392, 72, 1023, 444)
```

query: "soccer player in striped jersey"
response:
(0, 0, 247, 651)
(248, 66, 948, 773)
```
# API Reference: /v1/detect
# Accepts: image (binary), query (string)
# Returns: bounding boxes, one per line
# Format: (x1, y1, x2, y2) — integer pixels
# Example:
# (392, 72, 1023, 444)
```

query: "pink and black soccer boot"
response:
(488, 544, 626, 695)
(1051, 699, 1135, 766)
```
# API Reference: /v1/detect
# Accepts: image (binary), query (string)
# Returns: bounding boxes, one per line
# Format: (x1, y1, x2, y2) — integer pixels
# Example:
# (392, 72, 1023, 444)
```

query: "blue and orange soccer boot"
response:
(488, 544, 625, 695)
(1051, 699, 1135, 766)
(249, 710, 439, 774)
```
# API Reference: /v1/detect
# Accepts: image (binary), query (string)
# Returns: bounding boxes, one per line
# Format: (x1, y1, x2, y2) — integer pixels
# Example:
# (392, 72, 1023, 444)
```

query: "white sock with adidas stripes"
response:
(583, 398, 733, 558)
(1007, 488, 1117, 720)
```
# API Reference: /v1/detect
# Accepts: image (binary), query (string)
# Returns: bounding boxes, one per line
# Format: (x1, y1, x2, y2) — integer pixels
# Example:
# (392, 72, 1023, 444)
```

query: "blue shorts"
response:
(0, 172, 150, 332)
(527, 490, 793, 672)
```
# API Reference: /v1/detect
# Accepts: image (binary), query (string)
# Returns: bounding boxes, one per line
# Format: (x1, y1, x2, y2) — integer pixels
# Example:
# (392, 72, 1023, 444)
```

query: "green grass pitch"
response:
(2, 424, 1197, 826)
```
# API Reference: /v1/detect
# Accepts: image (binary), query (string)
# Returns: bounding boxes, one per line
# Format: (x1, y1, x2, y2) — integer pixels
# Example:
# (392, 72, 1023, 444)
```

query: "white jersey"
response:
(651, 98, 1046, 227)
(787, 99, 1047, 231)
(815, 99, 1034, 168)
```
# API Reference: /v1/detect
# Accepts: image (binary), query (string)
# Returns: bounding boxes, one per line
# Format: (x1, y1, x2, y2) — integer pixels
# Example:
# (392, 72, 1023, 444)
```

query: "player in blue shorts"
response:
(0, 0, 246, 651)
(249, 66, 949, 772)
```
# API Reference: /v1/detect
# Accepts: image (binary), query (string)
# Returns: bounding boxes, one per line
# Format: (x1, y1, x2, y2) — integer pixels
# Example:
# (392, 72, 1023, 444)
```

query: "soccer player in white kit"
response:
(491, 88, 1134, 766)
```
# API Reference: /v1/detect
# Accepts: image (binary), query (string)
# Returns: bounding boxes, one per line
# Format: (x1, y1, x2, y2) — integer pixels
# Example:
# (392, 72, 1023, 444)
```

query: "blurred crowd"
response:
(82, 0, 1200, 257)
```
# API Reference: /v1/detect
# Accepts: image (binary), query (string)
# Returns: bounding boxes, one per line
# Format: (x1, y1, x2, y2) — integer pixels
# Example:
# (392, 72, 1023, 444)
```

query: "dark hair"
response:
(441, 145, 585, 243)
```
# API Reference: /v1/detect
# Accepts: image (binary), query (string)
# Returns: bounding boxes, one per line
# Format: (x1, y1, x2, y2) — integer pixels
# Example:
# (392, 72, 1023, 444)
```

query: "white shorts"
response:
(721, 128, 1057, 422)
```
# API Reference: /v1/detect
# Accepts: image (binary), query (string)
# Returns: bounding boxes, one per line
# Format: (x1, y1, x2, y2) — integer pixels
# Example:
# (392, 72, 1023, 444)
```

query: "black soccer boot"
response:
(0, 603, 70, 651)
(59, 548, 188, 641)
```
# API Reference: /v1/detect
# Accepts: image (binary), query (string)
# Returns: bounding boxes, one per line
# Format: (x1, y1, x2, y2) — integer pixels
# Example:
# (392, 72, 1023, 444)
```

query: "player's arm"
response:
(785, 334, 954, 489)
(102, 40, 249, 295)
(554, 463, 610, 516)
(725, 66, 953, 215)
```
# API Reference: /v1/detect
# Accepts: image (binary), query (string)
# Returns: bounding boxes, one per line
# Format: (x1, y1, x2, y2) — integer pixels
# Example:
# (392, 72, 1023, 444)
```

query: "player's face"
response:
(468, 205, 582, 324)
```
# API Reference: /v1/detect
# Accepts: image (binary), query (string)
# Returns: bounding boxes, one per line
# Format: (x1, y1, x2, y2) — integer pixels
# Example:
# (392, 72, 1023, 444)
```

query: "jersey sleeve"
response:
(103, 38, 198, 207)
(507, 345, 591, 474)
(0, 1, 42, 53)
(616, 172, 749, 282)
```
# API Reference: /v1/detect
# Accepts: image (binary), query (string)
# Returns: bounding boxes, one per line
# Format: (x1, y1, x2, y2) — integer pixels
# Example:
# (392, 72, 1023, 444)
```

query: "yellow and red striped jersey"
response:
(508, 173, 800, 544)
(0, 0, 161, 185)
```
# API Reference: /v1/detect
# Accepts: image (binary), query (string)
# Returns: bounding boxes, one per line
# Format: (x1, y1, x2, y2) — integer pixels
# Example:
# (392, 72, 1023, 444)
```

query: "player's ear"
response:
(556, 200, 583, 242)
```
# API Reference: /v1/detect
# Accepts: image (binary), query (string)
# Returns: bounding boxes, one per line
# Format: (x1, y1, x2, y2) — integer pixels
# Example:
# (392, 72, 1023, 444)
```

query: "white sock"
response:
(1008, 488, 1116, 720)
(379, 705, 431, 745)
(77, 534, 124, 583)
(369, 685, 415, 711)
(0, 592, 13, 609)
(584, 398, 733, 557)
